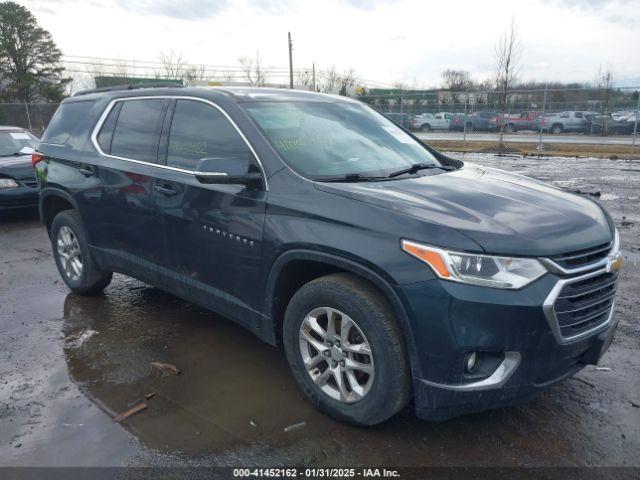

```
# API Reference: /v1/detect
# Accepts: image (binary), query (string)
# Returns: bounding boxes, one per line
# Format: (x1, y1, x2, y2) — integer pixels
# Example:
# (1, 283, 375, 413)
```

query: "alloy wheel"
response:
(298, 307, 375, 403)
(57, 226, 83, 281)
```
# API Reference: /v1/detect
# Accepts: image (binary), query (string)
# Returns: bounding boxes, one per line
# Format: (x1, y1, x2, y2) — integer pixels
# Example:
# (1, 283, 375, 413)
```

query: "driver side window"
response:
(167, 100, 254, 171)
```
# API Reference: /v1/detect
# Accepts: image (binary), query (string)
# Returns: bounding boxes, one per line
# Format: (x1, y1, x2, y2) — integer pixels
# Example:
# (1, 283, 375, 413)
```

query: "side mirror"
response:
(194, 155, 263, 188)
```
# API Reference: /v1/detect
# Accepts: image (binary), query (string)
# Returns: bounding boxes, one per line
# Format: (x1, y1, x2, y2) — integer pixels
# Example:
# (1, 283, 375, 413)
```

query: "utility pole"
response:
(312, 62, 316, 92)
(288, 32, 294, 89)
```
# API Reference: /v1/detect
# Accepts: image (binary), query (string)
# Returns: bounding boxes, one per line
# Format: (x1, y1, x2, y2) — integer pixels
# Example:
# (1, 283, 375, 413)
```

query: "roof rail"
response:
(73, 81, 185, 97)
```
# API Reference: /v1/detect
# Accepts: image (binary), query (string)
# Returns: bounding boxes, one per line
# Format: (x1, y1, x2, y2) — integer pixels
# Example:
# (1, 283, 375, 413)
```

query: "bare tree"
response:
(112, 58, 133, 78)
(494, 18, 522, 147)
(158, 51, 187, 80)
(238, 51, 267, 86)
(319, 66, 340, 93)
(317, 66, 356, 95)
(296, 69, 314, 90)
(441, 69, 473, 104)
(184, 64, 206, 86)
(338, 68, 357, 96)
(441, 69, 473, 91)
(595, 65, 615, 135)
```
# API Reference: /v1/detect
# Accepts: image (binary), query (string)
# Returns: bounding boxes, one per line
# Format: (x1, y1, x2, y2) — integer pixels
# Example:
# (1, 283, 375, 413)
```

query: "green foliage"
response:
(0, 1, 68, 102)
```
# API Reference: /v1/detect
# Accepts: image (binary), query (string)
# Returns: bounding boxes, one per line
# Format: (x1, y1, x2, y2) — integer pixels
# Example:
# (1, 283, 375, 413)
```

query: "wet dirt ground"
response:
(1, 154, 639, 468)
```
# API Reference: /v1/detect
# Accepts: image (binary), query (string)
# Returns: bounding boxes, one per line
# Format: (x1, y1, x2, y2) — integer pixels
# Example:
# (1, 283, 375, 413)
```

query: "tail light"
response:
(31, 152, 44, 167)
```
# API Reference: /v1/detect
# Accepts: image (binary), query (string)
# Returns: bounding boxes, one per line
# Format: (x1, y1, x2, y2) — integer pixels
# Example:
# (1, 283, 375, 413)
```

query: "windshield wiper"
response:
(386, 163, 455, 178)
(316, 173, 387, 182)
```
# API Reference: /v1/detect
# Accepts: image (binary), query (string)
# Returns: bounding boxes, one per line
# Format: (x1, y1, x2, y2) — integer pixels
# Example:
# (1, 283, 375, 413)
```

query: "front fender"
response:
(261, 248, 424, 380)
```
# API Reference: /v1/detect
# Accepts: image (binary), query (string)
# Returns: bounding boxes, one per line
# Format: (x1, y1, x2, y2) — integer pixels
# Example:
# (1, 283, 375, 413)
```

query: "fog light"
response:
(465, 352, 477, 373)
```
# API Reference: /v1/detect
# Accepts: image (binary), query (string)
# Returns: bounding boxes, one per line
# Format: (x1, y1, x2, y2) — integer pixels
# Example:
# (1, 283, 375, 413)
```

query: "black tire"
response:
(421, 123, 432, 132)
(51, 210, 112, 295)
(505, 123, 515, 133)
(465, 122, 474, 132)
(283, 273, 411, 426)
(551, 123, 563, 134)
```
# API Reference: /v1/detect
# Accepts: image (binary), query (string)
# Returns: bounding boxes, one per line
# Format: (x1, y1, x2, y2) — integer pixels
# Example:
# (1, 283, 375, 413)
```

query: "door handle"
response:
(78, 167, 95, 177)
(154, 185, 177, 197)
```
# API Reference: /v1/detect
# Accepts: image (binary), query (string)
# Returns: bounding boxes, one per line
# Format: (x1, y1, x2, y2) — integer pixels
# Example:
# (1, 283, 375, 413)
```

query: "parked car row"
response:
(382, 109, 639, 135)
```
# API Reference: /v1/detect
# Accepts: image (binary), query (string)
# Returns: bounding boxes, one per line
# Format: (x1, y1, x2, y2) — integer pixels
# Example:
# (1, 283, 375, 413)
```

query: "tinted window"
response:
(96, 102, 122, 154)
(167, 100, 252, 171)
(575, 112, 583, 118)
(110, 99, 169, 162)
(42, 101, 95, 145)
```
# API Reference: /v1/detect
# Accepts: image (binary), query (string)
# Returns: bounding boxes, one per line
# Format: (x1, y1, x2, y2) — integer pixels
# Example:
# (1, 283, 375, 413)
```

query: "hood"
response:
(0, 154, 35, 181)
(315, 163, 612, 257)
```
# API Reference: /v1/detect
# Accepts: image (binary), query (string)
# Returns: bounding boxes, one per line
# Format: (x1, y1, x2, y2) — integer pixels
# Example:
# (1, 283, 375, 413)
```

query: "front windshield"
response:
(0, 131, 38, 157)
(244, 100, 441, 179)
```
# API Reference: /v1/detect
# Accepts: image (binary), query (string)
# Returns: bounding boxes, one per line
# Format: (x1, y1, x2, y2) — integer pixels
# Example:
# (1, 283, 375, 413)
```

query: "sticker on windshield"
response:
(10, 132, 30, 140)
(382, 126, 413, 144)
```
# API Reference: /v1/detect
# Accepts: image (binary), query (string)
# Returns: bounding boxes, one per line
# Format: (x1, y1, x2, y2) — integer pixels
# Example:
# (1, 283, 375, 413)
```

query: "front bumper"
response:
(0, 184, 39, 210)
(400, 270, 618, 421)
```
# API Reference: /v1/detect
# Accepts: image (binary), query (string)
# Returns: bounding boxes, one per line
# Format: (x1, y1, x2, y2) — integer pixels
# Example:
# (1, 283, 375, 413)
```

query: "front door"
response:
(151, 98, 267, 328)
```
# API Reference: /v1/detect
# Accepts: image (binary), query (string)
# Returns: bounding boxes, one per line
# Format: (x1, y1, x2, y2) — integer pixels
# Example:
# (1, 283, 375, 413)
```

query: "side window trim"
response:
(90, 95, 268, 190)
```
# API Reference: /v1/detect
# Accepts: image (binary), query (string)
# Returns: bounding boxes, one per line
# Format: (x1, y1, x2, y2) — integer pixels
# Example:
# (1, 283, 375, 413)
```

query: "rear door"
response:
(87, 97, 170, 283)
(151, 98, 267, 327)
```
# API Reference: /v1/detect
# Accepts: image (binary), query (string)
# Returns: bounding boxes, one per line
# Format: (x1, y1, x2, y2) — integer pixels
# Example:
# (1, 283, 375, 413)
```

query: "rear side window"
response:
(166, 99, 253, 171)
(96, 102, 122, 154)
(42, 100, 95, 145)
(108, 99, 169, 163)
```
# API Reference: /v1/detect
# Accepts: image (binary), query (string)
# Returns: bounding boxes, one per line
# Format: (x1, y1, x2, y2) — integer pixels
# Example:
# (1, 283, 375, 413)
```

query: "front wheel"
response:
(421, 123, 432, 132)
(51, 210, 113, 295)
(283, 273, 411, 426)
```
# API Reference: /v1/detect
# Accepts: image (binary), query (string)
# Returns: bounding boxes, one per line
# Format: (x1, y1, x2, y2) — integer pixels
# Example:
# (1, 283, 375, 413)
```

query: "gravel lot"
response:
(0, 153, 638, 468)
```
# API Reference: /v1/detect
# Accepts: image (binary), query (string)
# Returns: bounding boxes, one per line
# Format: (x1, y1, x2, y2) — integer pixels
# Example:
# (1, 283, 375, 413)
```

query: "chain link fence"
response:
(0, 103, 60, 136)
(359, 86, 640, 140)
(2, 86, 638, 149)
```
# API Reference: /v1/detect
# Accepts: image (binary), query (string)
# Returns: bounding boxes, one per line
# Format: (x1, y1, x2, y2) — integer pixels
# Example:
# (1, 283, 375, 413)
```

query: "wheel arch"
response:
(40, 188, 79, 235)
(261, 249, 423, 379)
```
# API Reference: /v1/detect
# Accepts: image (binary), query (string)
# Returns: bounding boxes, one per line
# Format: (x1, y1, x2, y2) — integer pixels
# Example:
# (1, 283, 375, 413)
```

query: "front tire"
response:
(51, 210, 112, 295)
(421, 123, 432, 132)
(283, 273, 411, 426)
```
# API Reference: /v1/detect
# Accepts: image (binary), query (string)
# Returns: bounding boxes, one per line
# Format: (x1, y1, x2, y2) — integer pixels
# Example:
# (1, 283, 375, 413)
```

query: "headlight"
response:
(401, 240, 547, 289)
(0, 178, 19, 189)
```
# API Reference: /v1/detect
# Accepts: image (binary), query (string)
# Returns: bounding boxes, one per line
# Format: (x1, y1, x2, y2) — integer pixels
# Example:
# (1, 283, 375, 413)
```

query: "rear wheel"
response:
(551, 123, 563, 134)
(283, 273, 411, 426)
(505, 123, 515, 133)
(421, 123, 432, 132)
(465, 122, 474, 132)
(51, 210, 112, 295)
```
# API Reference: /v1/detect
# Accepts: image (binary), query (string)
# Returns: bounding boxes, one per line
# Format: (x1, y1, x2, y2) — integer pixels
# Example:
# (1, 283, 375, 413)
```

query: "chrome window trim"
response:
(89, 95, 269, 190)
(542, 266, 616, 345)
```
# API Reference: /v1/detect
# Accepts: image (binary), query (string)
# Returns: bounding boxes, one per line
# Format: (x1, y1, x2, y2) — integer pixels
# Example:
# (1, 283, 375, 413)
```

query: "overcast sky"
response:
(21, 0, 640, 88)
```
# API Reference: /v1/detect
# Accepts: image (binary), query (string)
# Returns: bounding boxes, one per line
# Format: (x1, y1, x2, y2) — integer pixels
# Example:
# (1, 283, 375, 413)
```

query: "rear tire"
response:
(283, 273, 411, 426)
(421, 124, 432, 132)
(551, 124, 563, 134)
(51, 210, 112, 295)
(465, 122, 474, 132)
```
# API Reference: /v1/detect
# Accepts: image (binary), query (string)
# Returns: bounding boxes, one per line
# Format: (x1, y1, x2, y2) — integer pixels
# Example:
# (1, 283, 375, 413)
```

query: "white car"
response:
(410, 112, 454, 131)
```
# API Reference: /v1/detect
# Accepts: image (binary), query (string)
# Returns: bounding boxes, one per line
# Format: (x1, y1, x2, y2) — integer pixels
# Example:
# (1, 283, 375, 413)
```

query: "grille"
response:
(554, 271, 617, 338)
(549, 242, 611, 269)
